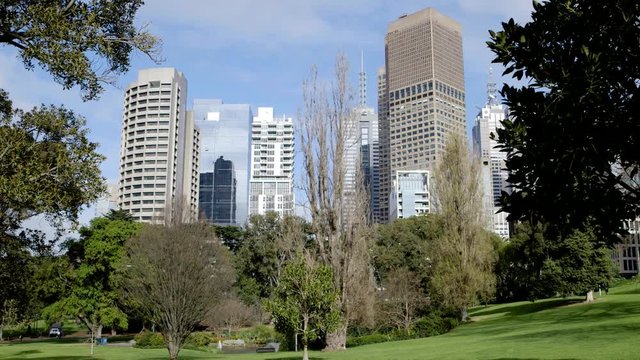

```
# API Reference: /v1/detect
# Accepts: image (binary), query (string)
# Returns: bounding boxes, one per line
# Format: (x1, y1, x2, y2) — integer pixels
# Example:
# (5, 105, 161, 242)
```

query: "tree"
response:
(43, 215, 141, 339)
(540, 227, 616, 302)
(124, 223, 233, 360)
(0, 0, 161, 100)
(266, 255, 341, 360)
(495, 222, 553, 302)
(376, 267, 425, 335)
(235, 212, 307, 303)
(431, 134, 496, 320)
(0, 97, 105, 240)
(207, 296, 256, 335)
(487, 0, 640, 244)
(373, 215, 442, 290)
(214, 225, 245, 253)
(299, 54, 374, 349)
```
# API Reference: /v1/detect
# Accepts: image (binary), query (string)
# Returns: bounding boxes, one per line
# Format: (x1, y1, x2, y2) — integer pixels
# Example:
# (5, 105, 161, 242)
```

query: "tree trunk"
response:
(585, 290, 594, 303)
(303, 344, 309, 360)
(324, 324, 347, 351)
(0, 324, 4, 341)
(96, 325, 103, 339)
(168, 341, 180, 360)
(111, 328, 116, 336)
(461, 307, 469, 322)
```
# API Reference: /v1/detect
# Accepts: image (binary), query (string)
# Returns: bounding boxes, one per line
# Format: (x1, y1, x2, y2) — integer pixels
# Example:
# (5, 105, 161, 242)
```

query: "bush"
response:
(236, 325, 277, 345)
(412, 313, 458, 337)
(346, 333, 391, 348)
(186, 331, 215, 347)
(133, 331, 164, 347)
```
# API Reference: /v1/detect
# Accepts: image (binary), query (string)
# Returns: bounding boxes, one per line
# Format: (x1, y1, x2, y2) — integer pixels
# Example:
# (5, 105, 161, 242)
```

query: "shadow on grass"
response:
(471, 298, 581, 318)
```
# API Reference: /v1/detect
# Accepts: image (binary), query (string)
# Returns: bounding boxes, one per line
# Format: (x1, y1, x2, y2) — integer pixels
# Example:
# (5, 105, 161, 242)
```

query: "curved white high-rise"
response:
(117, 68, 199, 223)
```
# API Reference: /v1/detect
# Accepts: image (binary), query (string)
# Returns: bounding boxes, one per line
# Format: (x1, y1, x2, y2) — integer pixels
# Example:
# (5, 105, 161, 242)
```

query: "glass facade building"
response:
(194, 99, 251, 226)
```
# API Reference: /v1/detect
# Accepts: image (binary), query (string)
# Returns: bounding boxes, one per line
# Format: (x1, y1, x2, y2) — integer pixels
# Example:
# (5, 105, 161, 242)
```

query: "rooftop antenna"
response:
(487, 66, 498, 106)
(359, 50, 367, 108)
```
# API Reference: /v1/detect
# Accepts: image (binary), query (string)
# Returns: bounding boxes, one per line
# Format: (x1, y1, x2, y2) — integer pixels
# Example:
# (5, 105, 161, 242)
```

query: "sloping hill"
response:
(1, 281, 639, 359)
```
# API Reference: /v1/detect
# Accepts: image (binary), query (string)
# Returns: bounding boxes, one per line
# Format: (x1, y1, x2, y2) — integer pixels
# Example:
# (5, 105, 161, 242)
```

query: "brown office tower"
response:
(377, 8, 466, 222)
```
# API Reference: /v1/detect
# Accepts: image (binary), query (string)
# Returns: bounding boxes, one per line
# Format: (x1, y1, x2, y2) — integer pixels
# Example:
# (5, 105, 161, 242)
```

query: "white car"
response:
(48, 327, 63, 338)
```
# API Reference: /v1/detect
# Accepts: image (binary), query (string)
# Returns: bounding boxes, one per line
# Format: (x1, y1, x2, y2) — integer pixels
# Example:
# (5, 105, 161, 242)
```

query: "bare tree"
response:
(123, 222, 233, 360)
(376, 268, 425, 335)
(208, 296, 256, 335)
(430, 134, 496, 320)
(298, 54, 374, 350)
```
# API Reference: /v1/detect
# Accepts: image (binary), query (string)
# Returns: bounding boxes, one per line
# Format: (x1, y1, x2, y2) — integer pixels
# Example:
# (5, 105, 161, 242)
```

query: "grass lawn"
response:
(1, 280, 639, 360)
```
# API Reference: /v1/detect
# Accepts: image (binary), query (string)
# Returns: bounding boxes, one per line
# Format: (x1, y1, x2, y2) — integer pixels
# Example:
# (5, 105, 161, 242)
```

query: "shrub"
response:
(236, 325, 277, 345)
(346, 333, 391, 348)
(412, 313, 458, 337)
(133, 331, 164, 347)
(186, 331, 215, 347)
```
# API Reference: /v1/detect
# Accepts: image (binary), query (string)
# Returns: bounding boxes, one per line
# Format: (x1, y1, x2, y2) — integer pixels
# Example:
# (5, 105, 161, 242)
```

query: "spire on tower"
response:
(358, 50, 367, 108)
(487, 66, 498, 106)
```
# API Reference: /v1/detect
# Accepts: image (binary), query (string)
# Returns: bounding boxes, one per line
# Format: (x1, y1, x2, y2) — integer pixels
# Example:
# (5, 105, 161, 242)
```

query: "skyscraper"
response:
(249, 107, 294, 217)
(472, 68, 510, 238)
(194, 99, 252, 226)
(117, 68, 200, 223)
(378, 8, 466, 222)
(344, 53, 380, 222)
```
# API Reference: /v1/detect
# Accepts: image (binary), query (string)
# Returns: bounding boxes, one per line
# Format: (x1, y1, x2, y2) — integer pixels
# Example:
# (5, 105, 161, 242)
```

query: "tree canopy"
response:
(0, 0, 161, 100)
(43, 215, 142, 338)
(488, 0, 640, 243)
(0, 96, 105, 235)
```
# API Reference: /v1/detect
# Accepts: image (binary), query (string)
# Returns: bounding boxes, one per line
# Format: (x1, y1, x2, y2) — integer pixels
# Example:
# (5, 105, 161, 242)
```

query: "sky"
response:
(1, 0, 535, 232)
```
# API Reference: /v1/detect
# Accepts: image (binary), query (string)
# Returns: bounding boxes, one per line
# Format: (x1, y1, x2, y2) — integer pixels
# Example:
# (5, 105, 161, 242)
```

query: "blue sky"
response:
(0, 0, 534, 229)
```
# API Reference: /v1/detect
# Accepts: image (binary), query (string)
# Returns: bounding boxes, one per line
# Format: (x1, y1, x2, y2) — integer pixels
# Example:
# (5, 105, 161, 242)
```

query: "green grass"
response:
(2, 281, 640, 360)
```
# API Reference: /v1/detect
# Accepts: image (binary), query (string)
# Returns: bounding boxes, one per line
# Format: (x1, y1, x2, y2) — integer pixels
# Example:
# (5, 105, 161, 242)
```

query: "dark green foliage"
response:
(488, 0, 640, 243)
(0, 0, 161, 100)
(495, 222, 553, 302)
(346, 313, 458, 348)
(540, 228, 617, 297)
(373, 215, 442, 289)
(496, 222, 617, 301)
(214, 225, 245, 253)
(134, 331, 165, 348)
(346, 333, 392, 348)
(43, 215, 142, 335)
(412, 312, 458, 338)
(235, 213, 307, 303)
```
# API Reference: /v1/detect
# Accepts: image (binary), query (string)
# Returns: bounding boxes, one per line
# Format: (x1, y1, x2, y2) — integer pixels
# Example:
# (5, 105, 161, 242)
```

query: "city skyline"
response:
(4, 1, 536, 228)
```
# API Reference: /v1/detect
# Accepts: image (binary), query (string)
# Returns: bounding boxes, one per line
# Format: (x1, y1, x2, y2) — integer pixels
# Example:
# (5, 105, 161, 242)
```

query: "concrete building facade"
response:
(378, 8, 466, 222)
(117, 68, 199, 223)
(389, 170, 430, 219)
(249, 107, 294, 217)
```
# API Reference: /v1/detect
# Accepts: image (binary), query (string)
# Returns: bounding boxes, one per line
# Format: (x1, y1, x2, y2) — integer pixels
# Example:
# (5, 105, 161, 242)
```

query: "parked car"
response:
(48, 327, 63, 338)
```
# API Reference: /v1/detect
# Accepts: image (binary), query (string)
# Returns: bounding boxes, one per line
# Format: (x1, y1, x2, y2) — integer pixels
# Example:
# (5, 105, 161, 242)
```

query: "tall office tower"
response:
(472, 69, 510, 238)
(249, 107, 294, 217)
(117, 68, 200, 223)
(194, 99, 252, 226)
(344, 54, 380, 222)
(95, 184, 118, 217)
(378, 8, 466, 222)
